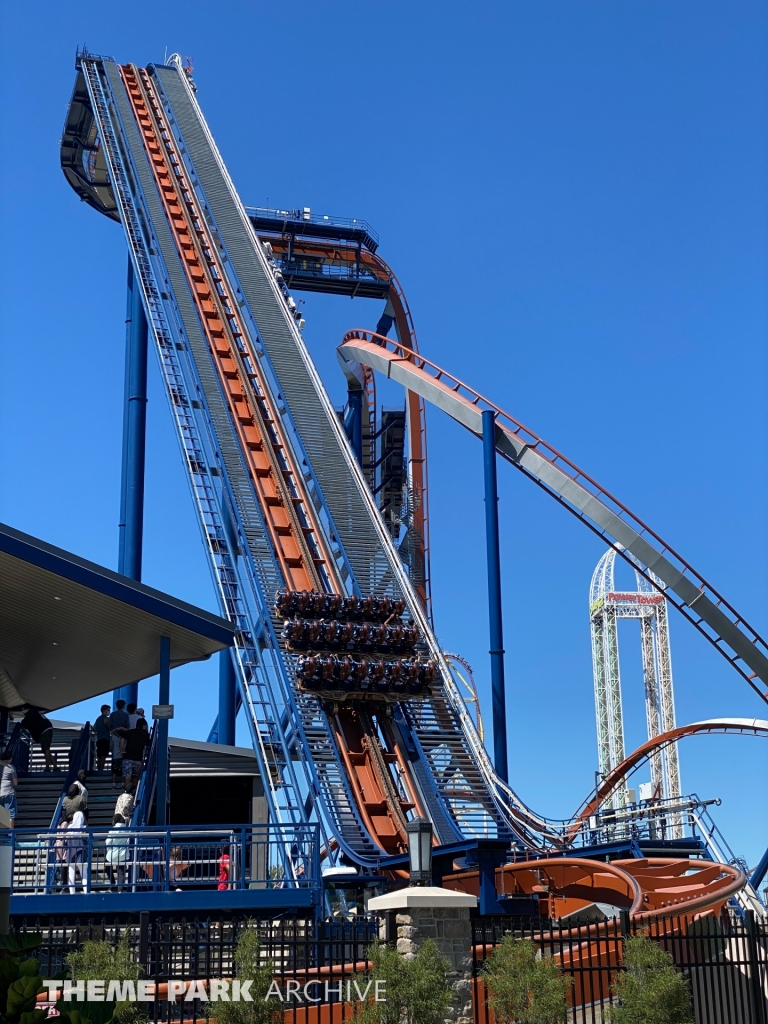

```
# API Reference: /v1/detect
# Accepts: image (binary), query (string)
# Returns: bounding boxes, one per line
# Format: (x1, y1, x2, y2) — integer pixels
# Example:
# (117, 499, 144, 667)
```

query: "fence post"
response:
(745, 911, 767, 1024)
(368, 886, 477, 1024)
(139, 911, 149, 975)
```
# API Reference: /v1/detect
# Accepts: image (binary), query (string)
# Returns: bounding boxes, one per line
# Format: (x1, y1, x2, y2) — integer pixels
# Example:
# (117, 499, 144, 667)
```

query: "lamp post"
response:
(406, 817, 433, 886)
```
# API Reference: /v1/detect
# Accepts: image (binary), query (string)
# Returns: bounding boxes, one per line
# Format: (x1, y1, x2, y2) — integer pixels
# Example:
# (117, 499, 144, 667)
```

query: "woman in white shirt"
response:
(67, 810, 87, 893)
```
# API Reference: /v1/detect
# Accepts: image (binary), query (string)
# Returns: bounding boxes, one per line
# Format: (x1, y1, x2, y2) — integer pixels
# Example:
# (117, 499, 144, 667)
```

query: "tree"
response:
(355, 939, 453, 1024)
(609, 933, 693, 1024)
(481, 936, 570, 1024)
(214, 925, 281, 1024)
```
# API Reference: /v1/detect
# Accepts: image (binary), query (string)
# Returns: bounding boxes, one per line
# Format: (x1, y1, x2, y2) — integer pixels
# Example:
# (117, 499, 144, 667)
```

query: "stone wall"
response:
(394, 905, 473, 1024)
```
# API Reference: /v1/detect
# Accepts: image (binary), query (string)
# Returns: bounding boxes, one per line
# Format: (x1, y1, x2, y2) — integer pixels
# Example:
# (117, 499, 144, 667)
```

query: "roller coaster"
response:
(61, 51, 767, 920)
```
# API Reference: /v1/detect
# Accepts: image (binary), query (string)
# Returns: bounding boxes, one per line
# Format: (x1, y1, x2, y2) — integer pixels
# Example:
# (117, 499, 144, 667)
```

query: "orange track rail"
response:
(121, 64, 328, 594)
(121, 66, 424, 857)
(445, 855, 746, 922)
(571, 717, 768, 832)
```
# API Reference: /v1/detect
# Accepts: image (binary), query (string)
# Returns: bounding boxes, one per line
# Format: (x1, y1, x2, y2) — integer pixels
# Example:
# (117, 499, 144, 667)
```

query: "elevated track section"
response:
(62, 52, 765, 917)
(63, 53, 516, 869)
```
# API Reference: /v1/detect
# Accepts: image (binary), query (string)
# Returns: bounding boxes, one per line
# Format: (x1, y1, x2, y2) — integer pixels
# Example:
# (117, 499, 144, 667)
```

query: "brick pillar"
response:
(368, 887, 477, 1024)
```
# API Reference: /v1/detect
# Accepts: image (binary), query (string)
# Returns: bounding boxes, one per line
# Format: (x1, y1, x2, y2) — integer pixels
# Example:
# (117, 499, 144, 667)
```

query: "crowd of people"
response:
(51, 700, 152, 891)
(2, 703, 234, 896)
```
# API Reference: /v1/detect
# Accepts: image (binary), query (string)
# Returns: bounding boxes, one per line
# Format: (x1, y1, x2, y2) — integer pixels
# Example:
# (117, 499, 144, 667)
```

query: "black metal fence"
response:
(471, 911, 768, 1024)
(15, 908, 768, 1023)
(16, 913, 381, 1023)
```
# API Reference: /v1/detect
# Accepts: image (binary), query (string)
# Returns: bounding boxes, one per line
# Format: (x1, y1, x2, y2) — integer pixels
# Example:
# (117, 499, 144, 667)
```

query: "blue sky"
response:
(1, 2, 766, 866)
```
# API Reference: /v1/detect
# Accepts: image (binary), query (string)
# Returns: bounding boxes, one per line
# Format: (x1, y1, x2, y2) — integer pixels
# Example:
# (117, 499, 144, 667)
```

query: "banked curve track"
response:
(339, 331, 768, 705)
(573, 717, 768, 826)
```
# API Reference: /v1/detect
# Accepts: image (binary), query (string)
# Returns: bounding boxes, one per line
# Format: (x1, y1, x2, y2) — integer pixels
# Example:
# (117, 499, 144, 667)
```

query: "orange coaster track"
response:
(119, 64, 426, 858)
(121, 64, 330, 595)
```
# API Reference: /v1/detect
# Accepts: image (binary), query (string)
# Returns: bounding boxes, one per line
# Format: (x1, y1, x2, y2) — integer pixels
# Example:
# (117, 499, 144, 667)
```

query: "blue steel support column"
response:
(343, 388, 363, 464)
(482, 410, 509, 783)
(749, 843, 768, 893)
(218, 650, 237, 746)
(156, 636, 171, 826)
(114, 259, 149, 707)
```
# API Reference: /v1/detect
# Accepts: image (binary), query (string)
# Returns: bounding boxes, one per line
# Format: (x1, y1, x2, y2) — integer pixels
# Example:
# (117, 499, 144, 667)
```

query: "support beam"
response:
(482, 410, 508, 783)
(218, 650, 237, 746)
(343, 387, 363, 464)
(156, 636, 171, 826)
(749, 843, 768, 894)
(114, 259, 149, 708)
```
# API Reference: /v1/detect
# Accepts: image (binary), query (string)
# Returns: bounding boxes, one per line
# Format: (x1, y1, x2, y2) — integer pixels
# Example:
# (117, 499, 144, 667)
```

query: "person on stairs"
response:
(120, 718, 151, 794)
(62, 783, 85, 820)
(114, 790, 134, 823)
(66, 808, 87, 893)
(73, 769, 88, 808)
(94, 705, 111, 771)
(0, 752, 18, 828)
(20, 706, 57, 770)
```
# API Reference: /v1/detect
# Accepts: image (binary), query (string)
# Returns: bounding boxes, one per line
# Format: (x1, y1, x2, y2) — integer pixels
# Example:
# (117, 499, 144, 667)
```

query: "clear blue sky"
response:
(1, 2, 766, 866)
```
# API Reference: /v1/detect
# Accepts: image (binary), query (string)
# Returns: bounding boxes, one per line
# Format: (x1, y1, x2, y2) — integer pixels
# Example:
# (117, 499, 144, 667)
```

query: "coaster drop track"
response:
(62, 54, 766, 897)
(63, 53, 522, 868)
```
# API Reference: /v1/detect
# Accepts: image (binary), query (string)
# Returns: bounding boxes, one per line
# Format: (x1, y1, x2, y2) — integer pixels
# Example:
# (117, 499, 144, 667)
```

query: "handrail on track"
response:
(339, 330, 768, 705)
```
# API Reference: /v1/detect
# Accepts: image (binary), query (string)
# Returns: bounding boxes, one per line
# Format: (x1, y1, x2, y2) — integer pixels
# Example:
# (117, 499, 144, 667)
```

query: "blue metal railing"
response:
(1, 723, 31, 776)
(49, 723, 91, 828)
(245, 206, 379, 246)
(131, 722, 159, 826)
(6, 823, 319, 897)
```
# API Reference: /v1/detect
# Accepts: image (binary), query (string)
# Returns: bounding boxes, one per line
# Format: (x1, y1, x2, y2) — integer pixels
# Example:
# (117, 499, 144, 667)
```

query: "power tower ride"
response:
(589, 548, 682, 817)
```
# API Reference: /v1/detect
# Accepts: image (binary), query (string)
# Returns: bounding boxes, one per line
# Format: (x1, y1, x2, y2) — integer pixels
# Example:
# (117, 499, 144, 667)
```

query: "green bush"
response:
(66, 934, 141, 984)
(481, 935, 570, 1024)
(213, 925, 281, 1024)
(355, 938, 452, 1024)
(60, 934, 143, 1024)
(609, 933, 693, 1024)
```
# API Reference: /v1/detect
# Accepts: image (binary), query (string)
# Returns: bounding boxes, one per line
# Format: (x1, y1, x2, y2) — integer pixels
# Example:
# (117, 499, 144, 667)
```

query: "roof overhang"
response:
(0, 523, 234, 712)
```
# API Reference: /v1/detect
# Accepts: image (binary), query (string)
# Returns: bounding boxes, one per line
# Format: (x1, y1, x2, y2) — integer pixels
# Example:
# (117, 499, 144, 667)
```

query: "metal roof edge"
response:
(169, 735, 256, 759)
(1, 523, 234, 646)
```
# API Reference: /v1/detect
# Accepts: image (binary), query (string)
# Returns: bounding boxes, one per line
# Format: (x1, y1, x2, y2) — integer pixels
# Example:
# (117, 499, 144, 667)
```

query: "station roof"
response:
(0, 523, 234, 713)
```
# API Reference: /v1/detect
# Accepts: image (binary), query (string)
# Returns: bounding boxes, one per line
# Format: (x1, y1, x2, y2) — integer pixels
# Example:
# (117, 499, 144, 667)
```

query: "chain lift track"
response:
(70, 55, 526, 862)
(69, 55, 767, 874)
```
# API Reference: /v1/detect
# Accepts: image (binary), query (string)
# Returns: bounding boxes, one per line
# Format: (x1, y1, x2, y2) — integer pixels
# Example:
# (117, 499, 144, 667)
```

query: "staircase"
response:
(15, 774, 66, 829)
(15, 773, 122, 830)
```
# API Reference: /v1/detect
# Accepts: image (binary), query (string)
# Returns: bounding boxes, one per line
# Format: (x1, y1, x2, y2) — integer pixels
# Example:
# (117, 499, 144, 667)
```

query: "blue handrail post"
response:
(218, 651, 237, 746)
(115, 258, 149, 708)
(156, 637, 171, 826)
(240, 825, 247, 890)
(482, 410, 509, 783)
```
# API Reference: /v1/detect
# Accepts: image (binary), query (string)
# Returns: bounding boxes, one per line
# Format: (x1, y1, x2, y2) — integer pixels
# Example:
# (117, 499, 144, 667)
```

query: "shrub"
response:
(66, 934, 140, 984)
(214, 925, 281, 1024)
(609, 933, 693, 1024)
(355, 939, 453, 1024)
(481, 935, 570, 1024)
(62, 934, 143, 1024)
